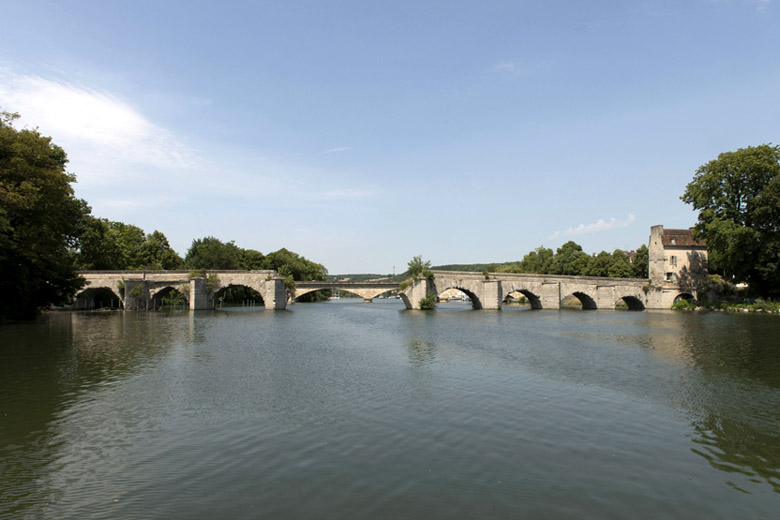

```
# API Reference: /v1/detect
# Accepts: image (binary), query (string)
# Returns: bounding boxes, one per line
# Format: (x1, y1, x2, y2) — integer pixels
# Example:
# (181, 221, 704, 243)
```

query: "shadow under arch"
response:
(503, 289, 543, 309)
(617, 296, 645, 310)
(674, 292, 696, 305)
(75, 287, 122, 309)
(214, 284, 265, 307)
(563, 291, 597, 310)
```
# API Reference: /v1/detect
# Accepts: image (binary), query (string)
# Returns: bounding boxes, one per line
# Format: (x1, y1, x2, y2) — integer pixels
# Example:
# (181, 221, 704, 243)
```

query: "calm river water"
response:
(1, 301, 779, 519)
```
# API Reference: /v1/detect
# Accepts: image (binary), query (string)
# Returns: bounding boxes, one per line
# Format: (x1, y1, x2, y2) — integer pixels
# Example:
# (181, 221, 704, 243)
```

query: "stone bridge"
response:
(401, 270, 695, 310)
(74, 269, 697, 312)
(293, 281, 400, 302)
(74, 270, 287, 310)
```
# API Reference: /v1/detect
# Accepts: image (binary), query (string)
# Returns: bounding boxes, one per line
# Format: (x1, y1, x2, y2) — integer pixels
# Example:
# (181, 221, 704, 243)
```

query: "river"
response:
(1, 301, 779, 519)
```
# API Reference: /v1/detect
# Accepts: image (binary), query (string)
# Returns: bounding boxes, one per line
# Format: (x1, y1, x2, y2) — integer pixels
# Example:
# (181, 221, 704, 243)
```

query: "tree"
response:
(631, 245, 649, 278)
(139, 230, 183, 270)
(75, 219, 182, 270)
(608, 249, 633, 278)
(185, 236, 242, 270)
(682, 144, 780, 297)
(262, 248, 326, 281)
(549, 241, 591, 275)
(406, 255, 431, 278)
(0, 111, 88, 320)
(584, 251, 612, 277)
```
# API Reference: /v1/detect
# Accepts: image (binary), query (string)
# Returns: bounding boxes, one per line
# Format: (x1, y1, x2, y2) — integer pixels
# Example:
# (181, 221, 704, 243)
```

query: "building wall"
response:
(648, 225, 708, 290)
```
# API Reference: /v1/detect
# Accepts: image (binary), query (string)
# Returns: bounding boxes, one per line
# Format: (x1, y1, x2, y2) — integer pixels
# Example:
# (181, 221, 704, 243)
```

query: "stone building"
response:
(648, 225, 708, 288)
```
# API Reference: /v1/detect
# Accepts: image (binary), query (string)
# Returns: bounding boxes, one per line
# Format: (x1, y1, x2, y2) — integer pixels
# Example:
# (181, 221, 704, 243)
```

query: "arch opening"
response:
(562, 292, 597, 310)
(151, 286, 189, 310)
(617, 296, 645, 311)
(436, 286, 481, 309)
(503, 289, 542, 309)
(674, 293, 695, 303)
(75, 287, 122, 310)
(214, 284, 265, 308)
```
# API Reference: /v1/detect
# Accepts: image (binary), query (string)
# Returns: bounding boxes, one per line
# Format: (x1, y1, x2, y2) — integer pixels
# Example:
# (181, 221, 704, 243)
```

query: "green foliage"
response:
(129, 284, 144, 298)
(264, 248, 327, 281)
(608, 249, 633, 278)
(672, 299, 698, 311)
(682, 144, 780, 298)
(418, 292, 437, 310)
(549, 241, 591, 275)
(76, 218, 182, 270)
(631, 245, 649, 278)
(406, 255, 432, 277)
(185, 236, 242, 270)
(241, 248, 265, 270)
(483, 270, 490, 280)
(399, 279, 411, 291)
(0, 110, 88, 320)
(206, 274, 220, 293)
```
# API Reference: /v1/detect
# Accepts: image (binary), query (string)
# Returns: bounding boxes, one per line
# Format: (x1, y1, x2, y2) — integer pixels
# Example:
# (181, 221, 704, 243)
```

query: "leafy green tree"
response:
(75, 216, 125, 270)
(0, 111, 88, 320)
(584, 251, 612, 277)
(263, 248, 327, 281)
(631, 245, 649, 278)
(241, 248, 265, 270)
(76, 219, 182, 270)
(608, 249, 633, 278)
(549, 241, 591, 275)
(139, 230, 183, 270)
(682, 144, 780, 297)
(406, 255, 431, 277)
(185, 236, 242, 270)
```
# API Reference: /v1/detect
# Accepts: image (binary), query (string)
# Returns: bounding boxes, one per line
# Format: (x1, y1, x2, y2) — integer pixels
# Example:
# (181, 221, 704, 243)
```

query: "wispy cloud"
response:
(0, 69, 197, 174)
(324, 146, 350, 154)
(548, 214, 637, 240)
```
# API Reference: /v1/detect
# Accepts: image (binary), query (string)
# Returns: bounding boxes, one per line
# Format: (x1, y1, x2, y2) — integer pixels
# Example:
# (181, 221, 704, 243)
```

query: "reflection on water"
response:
(1, 304, 779, 519)
(691, 414, 780, 494)
(408, 340, 437, 366)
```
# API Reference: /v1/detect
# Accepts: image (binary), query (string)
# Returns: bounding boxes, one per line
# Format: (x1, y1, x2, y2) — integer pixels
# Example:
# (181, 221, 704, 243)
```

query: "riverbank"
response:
(673, 298, 780, 314)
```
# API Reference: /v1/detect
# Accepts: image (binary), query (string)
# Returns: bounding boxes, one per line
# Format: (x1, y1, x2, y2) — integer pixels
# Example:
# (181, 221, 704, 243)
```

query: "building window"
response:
(670, 255, 677, 267)
(670, 237, 676, 245)
(664, 272, 673, 282)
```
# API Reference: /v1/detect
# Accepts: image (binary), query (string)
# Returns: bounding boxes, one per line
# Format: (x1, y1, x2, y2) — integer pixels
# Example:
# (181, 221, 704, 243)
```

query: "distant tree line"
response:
(434, 242, 649, 279)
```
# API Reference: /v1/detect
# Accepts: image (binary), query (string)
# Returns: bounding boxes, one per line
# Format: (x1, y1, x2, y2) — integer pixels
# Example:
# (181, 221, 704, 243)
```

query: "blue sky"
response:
(2, 0, 778, 273)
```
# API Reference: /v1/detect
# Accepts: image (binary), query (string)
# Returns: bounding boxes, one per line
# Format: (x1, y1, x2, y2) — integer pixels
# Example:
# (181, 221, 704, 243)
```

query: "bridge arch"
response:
(434, 284, 482, 309)
(214, 284, 265, 307)
(502, 288, 543, 309)
(150, 286, 189, 310)
(75, 286, 122, 309)
(617, 295, 645, 310)
(562, 291, 597, 310)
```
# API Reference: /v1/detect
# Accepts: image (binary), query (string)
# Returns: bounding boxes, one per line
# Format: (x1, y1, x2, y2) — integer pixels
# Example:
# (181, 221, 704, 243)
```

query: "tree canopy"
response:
(76, 218, 183, 270)
(0, 111, 88, 320)
(682, 144, 780, 297)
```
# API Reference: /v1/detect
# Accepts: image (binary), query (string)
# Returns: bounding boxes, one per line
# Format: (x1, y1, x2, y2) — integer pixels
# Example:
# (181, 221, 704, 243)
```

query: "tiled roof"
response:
(661, 228, 706, 247)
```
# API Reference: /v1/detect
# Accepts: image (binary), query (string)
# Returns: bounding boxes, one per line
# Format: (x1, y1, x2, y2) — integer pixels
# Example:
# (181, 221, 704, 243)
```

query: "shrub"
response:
(418, 292, 437, 310)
